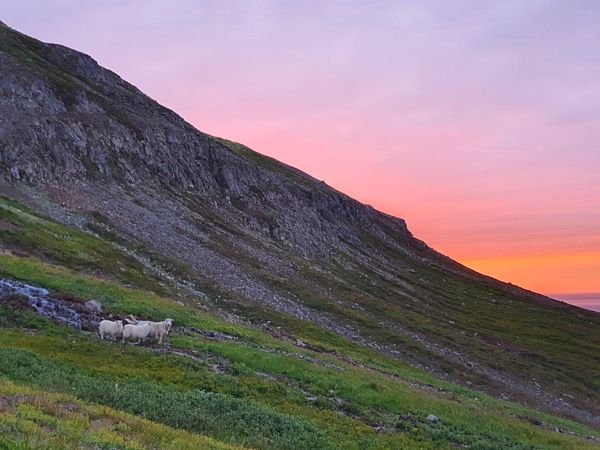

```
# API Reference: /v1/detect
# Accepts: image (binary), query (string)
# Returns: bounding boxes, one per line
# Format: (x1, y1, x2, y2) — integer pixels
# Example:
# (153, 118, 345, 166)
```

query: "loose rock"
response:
(85, 299, 102, 313)
(426, 414, 439, 424)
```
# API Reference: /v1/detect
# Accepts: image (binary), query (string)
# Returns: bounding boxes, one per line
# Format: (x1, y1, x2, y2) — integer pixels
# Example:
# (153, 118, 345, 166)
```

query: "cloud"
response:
(2, 0, 599, 294)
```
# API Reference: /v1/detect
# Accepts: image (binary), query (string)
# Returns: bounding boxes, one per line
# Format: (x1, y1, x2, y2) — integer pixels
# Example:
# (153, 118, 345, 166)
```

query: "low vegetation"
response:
(0, 196, 598, 449)
(0, 378, 244, 450)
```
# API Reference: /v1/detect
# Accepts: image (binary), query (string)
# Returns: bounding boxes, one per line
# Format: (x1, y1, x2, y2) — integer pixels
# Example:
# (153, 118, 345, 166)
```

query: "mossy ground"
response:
(0, 379, 244, 450)
(0, 196, 598, 449)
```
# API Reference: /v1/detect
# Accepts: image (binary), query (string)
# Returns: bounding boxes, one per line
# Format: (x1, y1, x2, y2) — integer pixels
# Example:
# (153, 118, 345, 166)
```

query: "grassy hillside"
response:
(2, 18, 599, 433)
(0, 196, 599, 449)
(0, 379, 243, 450)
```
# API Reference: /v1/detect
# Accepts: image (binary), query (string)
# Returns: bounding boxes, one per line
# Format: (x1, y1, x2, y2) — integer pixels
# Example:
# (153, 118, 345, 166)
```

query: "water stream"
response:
(0, 279, 83, 329)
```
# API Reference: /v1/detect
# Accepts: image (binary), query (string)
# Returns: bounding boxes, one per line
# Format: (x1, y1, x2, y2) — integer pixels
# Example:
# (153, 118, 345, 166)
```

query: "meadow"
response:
(0, 196, 599, 449)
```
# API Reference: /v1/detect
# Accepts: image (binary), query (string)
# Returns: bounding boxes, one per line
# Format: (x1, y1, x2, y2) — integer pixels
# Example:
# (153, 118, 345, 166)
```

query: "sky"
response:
(2, 1, 599, 310)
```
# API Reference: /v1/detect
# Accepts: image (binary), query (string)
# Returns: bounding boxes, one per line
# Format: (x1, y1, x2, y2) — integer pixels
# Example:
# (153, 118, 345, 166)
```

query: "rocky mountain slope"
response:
(0, 20, 598, 448)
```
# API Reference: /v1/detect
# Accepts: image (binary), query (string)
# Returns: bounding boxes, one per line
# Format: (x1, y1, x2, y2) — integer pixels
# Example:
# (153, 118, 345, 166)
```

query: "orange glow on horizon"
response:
(4, 5, 598, 306)
(460, 252, 600, 296)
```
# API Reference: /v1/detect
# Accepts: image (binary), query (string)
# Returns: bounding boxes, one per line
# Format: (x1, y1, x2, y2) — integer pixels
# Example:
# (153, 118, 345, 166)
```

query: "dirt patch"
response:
(149, 345, 230, 373)
(0, 243, 31, 258)
(0, 219, 18, 231)
(518, 415, 543, 427)
(177, 326, 237, 342)
(0, 395, 12, 413)
(58, 402, 80, 414)
(90, 418, 117, 431)
(0, 293, 33, 311)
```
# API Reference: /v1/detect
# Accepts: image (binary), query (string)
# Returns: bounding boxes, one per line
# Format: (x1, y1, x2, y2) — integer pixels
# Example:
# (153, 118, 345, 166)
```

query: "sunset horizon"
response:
(2, 1, 599, 311)
(1, 4, 599, 448)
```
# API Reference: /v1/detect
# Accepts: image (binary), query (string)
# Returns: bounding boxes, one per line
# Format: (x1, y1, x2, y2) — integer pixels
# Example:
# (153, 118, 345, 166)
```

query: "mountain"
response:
(0, 21, 598, 449)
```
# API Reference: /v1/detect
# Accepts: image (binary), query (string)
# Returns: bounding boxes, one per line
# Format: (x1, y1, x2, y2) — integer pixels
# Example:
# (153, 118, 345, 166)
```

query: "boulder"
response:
(426, 414, 439, 424)
(84, 299, 102, 314)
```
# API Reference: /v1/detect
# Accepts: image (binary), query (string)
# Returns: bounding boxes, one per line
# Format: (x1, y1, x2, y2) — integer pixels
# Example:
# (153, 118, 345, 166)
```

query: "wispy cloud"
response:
(2, 0, 599, 295)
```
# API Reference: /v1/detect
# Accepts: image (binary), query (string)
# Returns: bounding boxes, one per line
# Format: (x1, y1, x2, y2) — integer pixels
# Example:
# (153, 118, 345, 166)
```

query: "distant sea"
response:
(550, 293, 600, 312)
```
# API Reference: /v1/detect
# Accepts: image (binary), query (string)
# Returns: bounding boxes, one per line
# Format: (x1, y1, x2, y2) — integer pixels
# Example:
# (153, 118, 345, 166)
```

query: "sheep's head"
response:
(165, 318, 173, 332)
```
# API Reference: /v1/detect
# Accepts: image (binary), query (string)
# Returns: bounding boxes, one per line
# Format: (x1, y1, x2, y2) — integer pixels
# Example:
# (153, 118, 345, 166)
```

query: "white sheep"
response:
(124, 316, 173, 345)
(122, 322, 152, 344)
(98, 320, 124, 340)
(147, 318, 173, 345)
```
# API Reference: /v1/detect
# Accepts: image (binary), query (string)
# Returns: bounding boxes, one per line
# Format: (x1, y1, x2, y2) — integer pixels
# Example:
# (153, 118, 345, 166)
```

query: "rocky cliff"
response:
(0, 21, 419, 259)
(1, 21, 598, 426)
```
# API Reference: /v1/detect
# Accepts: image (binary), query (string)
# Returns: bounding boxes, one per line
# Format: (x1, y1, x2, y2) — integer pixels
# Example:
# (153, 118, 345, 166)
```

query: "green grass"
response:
(1, 256, 599, 449)
(2, 20, 599, 449)
(215, 137, 320, 190)
(0, 197, 167, 294)
(265, 231, 600, 417)
(0, 196, 599, 449)
(0, 378, 246, 450)
(0, 347, 327, 450)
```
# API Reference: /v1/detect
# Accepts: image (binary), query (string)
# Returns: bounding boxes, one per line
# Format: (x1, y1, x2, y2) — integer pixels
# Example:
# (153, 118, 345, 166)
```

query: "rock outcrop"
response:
(0, 21, 418, 261)
(1, 21, 598, 425)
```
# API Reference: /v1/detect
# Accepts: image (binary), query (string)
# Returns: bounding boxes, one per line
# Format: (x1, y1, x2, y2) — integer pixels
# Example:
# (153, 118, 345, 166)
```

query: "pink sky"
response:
(2, 1, 600, 308)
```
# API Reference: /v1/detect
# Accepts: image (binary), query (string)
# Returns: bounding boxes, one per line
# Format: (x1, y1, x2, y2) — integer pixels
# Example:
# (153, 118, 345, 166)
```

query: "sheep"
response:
(146, 318, 173, 345)
(123, 316, 173, 345)
(98, 319, 124, 340)
(122, 322, 152, 344)
(124, 315, 138, 325)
